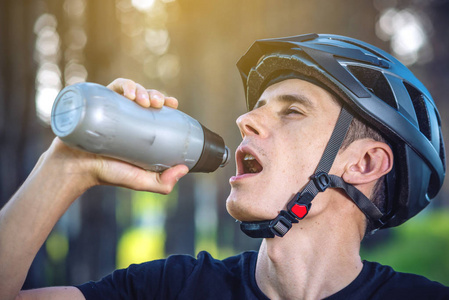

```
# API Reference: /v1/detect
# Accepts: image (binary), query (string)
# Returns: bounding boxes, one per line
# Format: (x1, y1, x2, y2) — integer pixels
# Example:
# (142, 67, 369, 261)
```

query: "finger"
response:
(156, 165, 190, 194)
(164, 96, 179, 109)
(96, 155, 189, 194)
(147, 89, 165, 108)
(107, 78, 137, 100)
(133, 164, 189, 194)
(134, 83, 150, 107)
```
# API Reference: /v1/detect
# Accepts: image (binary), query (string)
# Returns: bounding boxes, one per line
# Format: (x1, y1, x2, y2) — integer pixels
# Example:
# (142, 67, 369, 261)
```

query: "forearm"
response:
(0, 143, 92, 300)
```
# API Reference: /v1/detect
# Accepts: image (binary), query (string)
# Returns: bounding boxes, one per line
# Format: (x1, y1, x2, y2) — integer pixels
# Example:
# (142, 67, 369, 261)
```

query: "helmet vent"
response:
(403, 82, 432, 141)
(439, 129, 446, 170)
(330, 37, 391, 62)
(347, 65, 397, 110)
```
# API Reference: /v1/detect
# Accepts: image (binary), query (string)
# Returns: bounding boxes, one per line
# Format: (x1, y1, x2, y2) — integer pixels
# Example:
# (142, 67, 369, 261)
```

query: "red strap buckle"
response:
(291, 203, 309, 219)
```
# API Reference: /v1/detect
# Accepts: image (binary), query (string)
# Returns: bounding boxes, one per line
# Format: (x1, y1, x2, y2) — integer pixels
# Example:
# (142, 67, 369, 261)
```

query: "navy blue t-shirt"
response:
(76, 251, 449, 299)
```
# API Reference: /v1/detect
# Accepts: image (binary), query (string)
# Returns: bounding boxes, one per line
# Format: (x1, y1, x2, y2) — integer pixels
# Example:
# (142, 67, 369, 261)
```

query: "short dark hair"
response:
(340, 116, 388, 236)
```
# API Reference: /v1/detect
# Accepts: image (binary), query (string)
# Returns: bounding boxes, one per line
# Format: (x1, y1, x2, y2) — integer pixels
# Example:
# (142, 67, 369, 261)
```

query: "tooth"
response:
(244, 154, 255, 161)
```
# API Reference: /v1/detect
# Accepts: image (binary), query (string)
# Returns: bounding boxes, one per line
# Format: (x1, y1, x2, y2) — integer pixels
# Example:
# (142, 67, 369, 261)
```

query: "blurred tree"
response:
(0, 0, 49, 289)
(59, 0, 120, 284)
(0, 2, 42, 213)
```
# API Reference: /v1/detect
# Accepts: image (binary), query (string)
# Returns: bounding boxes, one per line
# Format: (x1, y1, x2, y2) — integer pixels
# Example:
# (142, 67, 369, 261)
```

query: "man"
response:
(0, 34, 448, 299)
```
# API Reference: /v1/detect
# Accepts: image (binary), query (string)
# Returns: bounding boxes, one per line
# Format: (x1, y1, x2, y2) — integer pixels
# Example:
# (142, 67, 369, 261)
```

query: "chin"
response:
(225, 194, 278, 222)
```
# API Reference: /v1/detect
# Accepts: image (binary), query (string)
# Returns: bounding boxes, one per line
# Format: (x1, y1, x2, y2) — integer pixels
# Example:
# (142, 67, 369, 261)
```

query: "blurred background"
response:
(1, 0, 449, 288)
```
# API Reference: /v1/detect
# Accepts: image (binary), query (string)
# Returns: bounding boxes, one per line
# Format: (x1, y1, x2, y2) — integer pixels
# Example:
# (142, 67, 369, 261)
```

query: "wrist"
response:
(39, 138, 100, 195)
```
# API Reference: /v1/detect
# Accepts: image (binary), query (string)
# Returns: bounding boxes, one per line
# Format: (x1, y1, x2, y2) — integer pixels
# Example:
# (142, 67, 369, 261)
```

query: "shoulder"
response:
(363, 261, 449, 299)
(328, 261, 449, 300)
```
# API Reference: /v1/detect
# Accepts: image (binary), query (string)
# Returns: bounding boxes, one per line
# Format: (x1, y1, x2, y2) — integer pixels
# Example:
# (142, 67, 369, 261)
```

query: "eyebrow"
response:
(254, 93, 316, 110)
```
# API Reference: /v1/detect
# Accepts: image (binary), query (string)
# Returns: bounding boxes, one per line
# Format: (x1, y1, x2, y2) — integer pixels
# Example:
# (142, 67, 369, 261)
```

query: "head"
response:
(227, 78, 345, 222)
(228, 33, 446, 238)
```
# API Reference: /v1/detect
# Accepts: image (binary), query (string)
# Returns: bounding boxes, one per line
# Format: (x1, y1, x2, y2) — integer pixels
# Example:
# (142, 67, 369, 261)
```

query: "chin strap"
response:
(240, 106, 385, 238)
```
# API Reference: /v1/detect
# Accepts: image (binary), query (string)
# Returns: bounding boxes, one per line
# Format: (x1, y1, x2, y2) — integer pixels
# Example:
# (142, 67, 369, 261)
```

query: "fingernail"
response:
(152, 94, 163, 104)
(127, 89, 136, 99)
(141, 93, 150, 106)
(176, 169, 189, 181)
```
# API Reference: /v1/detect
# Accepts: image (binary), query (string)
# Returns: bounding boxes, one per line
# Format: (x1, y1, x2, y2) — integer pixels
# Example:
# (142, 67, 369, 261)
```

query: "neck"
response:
(255, 198, 364, 300)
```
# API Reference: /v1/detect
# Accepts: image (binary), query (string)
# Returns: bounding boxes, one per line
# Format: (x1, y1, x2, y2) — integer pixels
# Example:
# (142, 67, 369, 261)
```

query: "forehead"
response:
(255, 78, 339, 109)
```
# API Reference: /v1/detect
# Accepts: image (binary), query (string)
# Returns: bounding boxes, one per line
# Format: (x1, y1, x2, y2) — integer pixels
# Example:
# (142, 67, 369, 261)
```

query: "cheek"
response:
(277, 136, 322, 173)
(274, 134, 331, 191)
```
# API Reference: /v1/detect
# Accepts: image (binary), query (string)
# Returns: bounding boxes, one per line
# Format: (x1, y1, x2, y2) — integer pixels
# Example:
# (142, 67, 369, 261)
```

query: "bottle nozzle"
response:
(220, 146, 230, 168)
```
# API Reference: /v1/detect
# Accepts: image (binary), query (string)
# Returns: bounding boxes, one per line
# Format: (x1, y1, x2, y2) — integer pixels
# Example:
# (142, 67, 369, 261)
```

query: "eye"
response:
(286, 106, 303, 115)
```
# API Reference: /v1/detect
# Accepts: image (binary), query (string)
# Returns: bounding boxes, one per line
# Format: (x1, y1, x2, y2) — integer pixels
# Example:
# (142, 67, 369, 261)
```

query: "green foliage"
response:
(45, 231, 69, 285)
(116, 227, 166, 269)
(116, 188, 177, 269)
(361, 210, 449, 285)
(46, 231, 69, 263)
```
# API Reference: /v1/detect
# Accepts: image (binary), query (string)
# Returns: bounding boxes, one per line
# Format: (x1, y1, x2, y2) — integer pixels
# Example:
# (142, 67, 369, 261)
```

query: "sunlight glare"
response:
(131, 0, 156, 11)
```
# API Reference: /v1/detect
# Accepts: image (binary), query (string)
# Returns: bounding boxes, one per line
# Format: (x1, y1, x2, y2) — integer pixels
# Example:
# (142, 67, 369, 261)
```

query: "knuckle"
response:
(148, 89, 163, 96)
(125, 79, 136, 88)
(155, 174, 172, 195)
(115, 78, 127, 86)
(159, 185, 172, 195)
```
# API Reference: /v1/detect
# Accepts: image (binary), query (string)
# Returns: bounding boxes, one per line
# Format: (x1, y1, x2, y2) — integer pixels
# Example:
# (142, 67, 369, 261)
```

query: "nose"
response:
(236, 108, 266, 138)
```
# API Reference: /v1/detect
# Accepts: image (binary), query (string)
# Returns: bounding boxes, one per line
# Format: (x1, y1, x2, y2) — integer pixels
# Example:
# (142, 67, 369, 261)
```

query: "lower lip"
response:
(229, 172, 260, 184)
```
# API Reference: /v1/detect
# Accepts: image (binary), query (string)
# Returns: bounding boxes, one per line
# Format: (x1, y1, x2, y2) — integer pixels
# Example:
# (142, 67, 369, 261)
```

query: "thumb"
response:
(154, 165, 189, 194)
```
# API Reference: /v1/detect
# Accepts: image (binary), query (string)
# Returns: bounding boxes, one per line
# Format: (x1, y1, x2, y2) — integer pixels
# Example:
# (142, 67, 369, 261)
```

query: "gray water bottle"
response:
(50, 82, 229, 173)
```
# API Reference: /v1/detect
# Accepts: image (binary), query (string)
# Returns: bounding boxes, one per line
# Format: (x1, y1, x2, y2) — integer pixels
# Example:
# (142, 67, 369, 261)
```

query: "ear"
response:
(341, 140, 393, 185)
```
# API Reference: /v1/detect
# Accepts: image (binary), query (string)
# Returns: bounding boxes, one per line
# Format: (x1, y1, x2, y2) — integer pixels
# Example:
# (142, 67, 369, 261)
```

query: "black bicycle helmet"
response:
(236, 33, 446, 238)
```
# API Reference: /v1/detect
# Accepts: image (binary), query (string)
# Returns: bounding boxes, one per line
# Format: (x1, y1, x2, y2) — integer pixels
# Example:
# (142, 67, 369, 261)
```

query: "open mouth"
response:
(241, 152, 263, 174)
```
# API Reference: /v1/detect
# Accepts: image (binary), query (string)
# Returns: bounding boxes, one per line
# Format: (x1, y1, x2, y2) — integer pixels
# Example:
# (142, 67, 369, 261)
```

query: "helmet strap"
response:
(240, 106, 385, 238)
